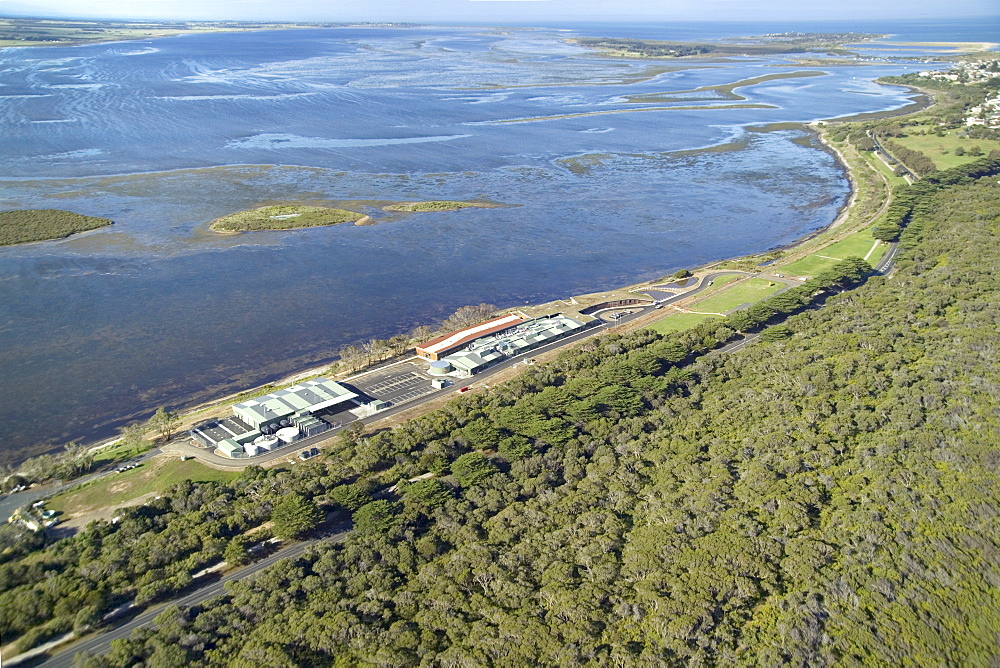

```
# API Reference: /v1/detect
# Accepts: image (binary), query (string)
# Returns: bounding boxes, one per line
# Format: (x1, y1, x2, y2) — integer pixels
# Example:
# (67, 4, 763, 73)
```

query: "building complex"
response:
(191, 378, 358, 459)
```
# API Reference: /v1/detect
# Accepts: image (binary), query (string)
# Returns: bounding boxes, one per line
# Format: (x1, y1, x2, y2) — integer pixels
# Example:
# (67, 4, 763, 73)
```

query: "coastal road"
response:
(33, 522, 353, 668)
(28, 257, 906, 666)
(0, 448, 161, 523)
(874, 241, 899, 273)
(166, 269, 753, 469)
(707, 243, 900, 358)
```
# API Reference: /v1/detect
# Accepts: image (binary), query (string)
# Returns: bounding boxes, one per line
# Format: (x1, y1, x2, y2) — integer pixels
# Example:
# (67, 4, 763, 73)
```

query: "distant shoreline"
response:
(0, 18, 421, 50)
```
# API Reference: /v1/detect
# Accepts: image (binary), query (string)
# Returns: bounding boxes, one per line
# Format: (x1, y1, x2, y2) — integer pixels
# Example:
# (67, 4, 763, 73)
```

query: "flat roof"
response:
(442, 315, 584, 372)
(446, 349, 503, 372)
(417, 314, 525, 357)
(234, 378, 358, 424)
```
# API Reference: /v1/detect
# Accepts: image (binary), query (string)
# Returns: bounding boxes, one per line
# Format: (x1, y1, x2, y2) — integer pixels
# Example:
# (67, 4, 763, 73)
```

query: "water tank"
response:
(254, 435, 280, 451)
(276, 426, 300, 444)
(429, 360, 452, 375)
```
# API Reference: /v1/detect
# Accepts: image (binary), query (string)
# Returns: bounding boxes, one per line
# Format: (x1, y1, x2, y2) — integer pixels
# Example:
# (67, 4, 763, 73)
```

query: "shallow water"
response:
(0, 24, 948, 462)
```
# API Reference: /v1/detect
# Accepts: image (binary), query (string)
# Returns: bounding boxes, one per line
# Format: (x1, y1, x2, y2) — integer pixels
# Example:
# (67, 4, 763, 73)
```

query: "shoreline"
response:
(0, 120, 882, 468)
(0, 20, 418, 51)
(0, 74, 934, 469)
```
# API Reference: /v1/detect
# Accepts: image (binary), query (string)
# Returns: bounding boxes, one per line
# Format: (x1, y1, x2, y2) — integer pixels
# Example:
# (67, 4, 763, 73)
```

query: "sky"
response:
(0, 0, 997, 23)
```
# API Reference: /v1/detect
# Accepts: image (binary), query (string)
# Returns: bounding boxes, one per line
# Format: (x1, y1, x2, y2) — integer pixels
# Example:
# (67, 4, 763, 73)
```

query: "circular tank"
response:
(254, 435, 280, 450)
(276, 427, 300, 444)
(429, 360, 452, 375)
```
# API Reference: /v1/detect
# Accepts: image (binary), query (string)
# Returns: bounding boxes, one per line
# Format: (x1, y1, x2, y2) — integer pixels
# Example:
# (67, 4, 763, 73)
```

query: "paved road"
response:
(707, 243, 900, 357)
(25, 255, 905, 666)
(33, 522, 353, 668)
(875, 242, 899, 273)
(0, 448, 161, 522)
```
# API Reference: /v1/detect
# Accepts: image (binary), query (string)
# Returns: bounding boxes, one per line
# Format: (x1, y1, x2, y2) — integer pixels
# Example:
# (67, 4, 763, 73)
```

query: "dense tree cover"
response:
(0, 248, 878, 653)
(271, 493, 324, 540)
(0, 462, 355, 652)
(873, 157, 1000, 241)
(0, 209, 112, 246)
(877, 137, 937, 177)
(53, 168, 998, 665)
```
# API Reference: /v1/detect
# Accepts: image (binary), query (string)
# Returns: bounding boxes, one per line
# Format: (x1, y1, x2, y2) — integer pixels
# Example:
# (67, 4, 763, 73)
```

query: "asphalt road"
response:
(33, 522, 353, 668)
(22, 259, 906, 666)
(0, 448, 161, 523)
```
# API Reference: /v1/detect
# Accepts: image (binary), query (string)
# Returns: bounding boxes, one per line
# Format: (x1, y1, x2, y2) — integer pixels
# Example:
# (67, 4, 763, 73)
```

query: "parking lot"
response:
(350, 362, 437, 407)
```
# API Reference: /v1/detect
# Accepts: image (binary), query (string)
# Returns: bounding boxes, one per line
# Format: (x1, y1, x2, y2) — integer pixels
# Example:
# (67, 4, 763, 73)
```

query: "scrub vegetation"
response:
(382, 200, 500, 212)
(209, 204, 364, 232)
(2, 155, 997, 664)
(0, 209, 112, 246)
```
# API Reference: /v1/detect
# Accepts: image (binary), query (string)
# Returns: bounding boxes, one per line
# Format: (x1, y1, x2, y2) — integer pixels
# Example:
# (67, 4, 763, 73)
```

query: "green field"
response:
(47, 460, 239, 516)
(690, 278, 785, 313)
(781, 230, 885, 276)
(647, 312, 723, 334)
(892, 124, 1000, 171)
(860, 150, 909, 187)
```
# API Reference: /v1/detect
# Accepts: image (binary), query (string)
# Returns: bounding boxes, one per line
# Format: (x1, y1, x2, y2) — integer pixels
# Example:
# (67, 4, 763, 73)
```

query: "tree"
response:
(400, 479, 452, 510)
(410, 325, 436, 342)
(673, 268, 692, 279)
(362, 339, 389, 366)
(147, 407, 180, 442)
(451, 452, 498, 487)
(352, 500, 401, 535)
(223, 534, 253, 566)
(117, 422, 150, 455)
(338, 344, 364, 372)
(441, 303, 498, 331)
(329, 483, 371, 512)
(271, 493, 323, 540)
(760, 325, 792, 342)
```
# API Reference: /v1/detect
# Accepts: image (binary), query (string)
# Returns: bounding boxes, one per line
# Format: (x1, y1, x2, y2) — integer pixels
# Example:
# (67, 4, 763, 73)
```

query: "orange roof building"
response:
(415, 314, 525, 361)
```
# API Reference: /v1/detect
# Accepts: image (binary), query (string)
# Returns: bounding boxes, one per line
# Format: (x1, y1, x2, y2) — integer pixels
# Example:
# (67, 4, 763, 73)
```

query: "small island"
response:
(0, 209, 113, 246)
(209, 204, 366, 232)
(382, 200, 503, 212)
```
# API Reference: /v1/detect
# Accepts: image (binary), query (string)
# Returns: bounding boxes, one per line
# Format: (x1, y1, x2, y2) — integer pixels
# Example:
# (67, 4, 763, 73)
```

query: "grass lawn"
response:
(93, 440, 157, 466)
(48, 459, 239, 517)
(781, 254, 841, 276)
(647, 312, 723, 334)
(860, 150, 909, 188)
(691, 278, 784, 313)
(698, 273, 741, 293)
(822, 232, 884, 261)
(892, 125, 1000, 171)
(781, 229, 886, 276)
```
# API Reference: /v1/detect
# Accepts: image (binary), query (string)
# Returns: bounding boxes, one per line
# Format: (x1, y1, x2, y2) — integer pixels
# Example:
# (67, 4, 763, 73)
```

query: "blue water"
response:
(0, 20, 991, 463)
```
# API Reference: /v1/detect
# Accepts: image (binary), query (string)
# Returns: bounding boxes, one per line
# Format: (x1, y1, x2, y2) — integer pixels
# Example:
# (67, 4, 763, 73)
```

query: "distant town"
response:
(919, 59, 1000, 128)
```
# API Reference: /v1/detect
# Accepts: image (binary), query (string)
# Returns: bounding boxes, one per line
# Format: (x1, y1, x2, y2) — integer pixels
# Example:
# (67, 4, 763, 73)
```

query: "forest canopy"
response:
(57, 162, 1000, 665)
(2, 161, 998, 666)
